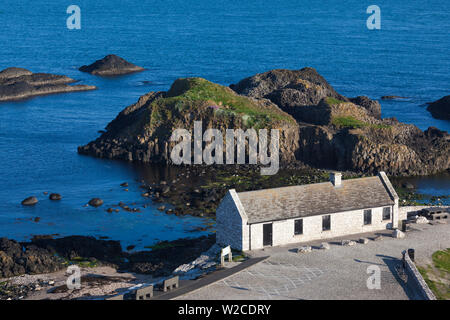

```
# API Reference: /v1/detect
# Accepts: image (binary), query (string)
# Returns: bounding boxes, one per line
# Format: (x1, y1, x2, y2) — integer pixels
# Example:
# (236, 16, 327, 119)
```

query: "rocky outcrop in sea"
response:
(78, 68, 449, 176)
(78, 77, 300, 164)
(427, 95, 450, 120)
(0, 67, 96, 102)
(79, 54, 145, 76)
(230, 68, 450, 176)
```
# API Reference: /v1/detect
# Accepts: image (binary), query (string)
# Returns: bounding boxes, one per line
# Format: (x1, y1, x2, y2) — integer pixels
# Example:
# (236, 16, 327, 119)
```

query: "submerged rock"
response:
(0, 67, 96, 102)
(381, 95, 409, 100)
(49, 193, 62, 201)
(79, 54, 145, 76)
(427, 95, 450, 120)
(88, 198, 104, 207)
(21, 196, 38, 206)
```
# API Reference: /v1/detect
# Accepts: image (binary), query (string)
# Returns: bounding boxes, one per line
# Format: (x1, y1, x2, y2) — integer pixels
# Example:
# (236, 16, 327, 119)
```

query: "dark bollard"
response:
(401, 220, 408, 232)
(407, 248, 415, 262)
(402, 251, 406, 268)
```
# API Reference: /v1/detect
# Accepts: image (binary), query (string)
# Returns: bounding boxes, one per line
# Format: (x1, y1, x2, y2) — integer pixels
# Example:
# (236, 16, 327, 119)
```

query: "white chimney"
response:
(330, 172, 342, 187)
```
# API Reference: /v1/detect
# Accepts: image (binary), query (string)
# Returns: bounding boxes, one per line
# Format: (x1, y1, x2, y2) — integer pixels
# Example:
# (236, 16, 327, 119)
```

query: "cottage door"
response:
(263, 223, 273, 246)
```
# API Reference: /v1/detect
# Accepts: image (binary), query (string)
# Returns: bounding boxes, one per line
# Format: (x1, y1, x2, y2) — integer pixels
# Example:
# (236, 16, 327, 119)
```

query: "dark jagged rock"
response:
(0, 238, 63, 278)
(349, 96, 381, 119)
(21, 196, 38, 206)
(0, 234, 214, 279)
(0, 67, 96, 102)
(230, 67, 346, 100)
(232, 69, 450, 176)
(30, 235, 122, 263)
(124, 235, 215, 277)
(79, 54, 145, 76)
(78, 77, 299, 164)
(230, 68, 348, 122)
(0, 236, 124, 278)
(427, 95, 450, 120)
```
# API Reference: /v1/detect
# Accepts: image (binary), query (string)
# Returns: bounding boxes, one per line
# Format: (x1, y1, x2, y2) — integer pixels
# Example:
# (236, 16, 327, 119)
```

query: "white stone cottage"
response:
(216, 172, 399, 251)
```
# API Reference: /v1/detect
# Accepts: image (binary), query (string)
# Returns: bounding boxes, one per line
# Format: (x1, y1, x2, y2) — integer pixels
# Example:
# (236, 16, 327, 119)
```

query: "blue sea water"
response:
(0, 1, 449, 248)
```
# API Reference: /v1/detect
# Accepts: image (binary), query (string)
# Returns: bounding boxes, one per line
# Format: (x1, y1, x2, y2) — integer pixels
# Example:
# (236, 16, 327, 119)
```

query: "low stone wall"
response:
(399, 205, 450, 221)
(402, 251, 436, 300)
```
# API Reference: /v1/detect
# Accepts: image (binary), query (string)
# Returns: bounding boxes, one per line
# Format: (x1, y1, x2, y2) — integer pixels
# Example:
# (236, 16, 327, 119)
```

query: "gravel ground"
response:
(177, 222, 450, 300)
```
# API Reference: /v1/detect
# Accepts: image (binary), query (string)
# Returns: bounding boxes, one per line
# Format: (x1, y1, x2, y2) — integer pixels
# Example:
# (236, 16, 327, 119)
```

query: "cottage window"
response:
(364, 209, 372, 225)
(294, 219, 303, 235)
(322, 215, 331, 231)
(383, 207, 391, 220)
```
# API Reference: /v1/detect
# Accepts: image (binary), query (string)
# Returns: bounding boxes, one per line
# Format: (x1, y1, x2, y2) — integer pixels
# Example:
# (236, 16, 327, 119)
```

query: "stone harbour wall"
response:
(399, 205, 450, 221)
(403, 251, 436, 300)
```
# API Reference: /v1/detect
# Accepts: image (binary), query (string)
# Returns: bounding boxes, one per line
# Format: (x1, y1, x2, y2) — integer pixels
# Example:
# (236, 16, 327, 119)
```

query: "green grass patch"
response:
(332, 116, 392, 130)
(332, 116, 367, 129)
(432, 249, 450, 274)
(417, 249, 450, 300)
(231, 249, 247, 262)
(145, 241, 182, 251)
(325, 97, 345, 105)
(64, 257, 98, 268)
(160, 78, 296, 129)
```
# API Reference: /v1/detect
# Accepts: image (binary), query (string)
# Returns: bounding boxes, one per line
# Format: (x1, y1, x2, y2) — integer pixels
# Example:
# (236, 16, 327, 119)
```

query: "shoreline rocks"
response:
(427, 96, 450, 120)
(0, 67, 96, 102)
(0, 234, 215, 300)
(79, 55, 145, 76)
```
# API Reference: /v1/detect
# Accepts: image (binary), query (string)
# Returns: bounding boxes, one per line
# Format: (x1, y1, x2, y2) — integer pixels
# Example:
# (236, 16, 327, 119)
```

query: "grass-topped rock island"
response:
(79, 68, 450, 176)
(78, 77, 300, 163)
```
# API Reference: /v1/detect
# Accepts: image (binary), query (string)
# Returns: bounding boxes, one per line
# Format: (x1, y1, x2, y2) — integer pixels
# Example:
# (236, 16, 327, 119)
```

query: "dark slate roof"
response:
(237, 176, 395, 224)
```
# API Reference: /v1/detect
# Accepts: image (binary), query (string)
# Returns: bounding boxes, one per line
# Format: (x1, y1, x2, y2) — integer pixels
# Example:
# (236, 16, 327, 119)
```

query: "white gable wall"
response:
(215, 190, 249, 251)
